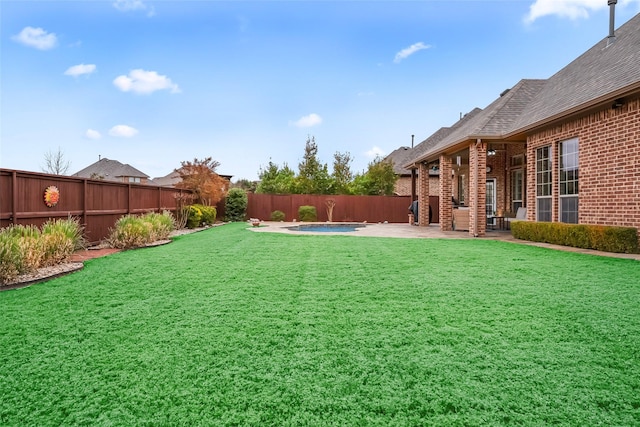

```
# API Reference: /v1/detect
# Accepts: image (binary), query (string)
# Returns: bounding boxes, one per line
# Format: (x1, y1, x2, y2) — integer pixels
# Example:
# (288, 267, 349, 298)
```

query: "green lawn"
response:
(2, 222, 640, 426)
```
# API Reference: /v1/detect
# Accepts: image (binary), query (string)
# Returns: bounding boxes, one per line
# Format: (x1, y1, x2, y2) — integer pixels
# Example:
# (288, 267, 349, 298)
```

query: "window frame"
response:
(559, 138, 579, 224)
(536, 146, 552, 222)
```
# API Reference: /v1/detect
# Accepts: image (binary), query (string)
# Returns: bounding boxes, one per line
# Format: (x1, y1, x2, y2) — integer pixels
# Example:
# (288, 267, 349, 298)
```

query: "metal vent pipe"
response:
(607, 0, 617, 46)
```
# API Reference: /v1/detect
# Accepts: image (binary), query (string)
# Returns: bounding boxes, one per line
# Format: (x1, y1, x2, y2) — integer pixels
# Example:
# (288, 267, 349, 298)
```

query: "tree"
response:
(232, 178, 258, 193)
(294, 136, 331, 194)
(256, 161, 295, 194)
(42, 147, 71, 175)
(351, 156, 397, 196)
(175, 157, 227, 206)
(225, 188, 248, 221)
(331, 151, 353, 195)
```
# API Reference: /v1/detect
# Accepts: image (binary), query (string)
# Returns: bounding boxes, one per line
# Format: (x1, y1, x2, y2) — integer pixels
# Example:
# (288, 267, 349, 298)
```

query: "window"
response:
(128, 177, 141, 183)
(511, 169, 523, 212)
(559, 138, 579, 223)
(536, 146, 552, 221)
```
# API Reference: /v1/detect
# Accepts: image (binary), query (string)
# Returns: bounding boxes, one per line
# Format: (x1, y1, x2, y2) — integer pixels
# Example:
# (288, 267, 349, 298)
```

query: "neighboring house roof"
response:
(73, 158, 149, 181)
(385, 146, 413, 175)
(152, 168, 234, 187)
(511, 12, 640, 133)
(152, 170, 182, 187)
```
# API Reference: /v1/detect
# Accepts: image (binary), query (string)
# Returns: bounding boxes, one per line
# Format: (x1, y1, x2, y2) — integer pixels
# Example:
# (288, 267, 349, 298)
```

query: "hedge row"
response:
(510, 221, 639, 254)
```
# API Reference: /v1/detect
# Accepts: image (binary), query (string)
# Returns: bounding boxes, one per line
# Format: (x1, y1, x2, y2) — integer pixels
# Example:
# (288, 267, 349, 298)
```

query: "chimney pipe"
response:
(607, 0, 617, 47)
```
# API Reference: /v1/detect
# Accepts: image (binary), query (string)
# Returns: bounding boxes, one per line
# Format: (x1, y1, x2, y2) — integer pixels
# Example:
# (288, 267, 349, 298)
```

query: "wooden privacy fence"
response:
(247, 193, 440, 224)
(0, 169, 190, 244)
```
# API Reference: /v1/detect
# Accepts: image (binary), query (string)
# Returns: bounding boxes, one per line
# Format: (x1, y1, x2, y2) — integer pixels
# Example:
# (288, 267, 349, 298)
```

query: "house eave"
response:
(505, 81, 640, 139)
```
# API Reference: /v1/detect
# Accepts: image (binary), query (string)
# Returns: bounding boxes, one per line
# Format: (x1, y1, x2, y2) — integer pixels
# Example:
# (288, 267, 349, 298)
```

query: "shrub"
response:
(198, 205, 217, 226)
(186, 205, 203, 229)
(270, 210, 286, 221)
(143, 211, 175, 241)
(0, 231, 21, 284)
(226, 188, 248, 222)
(0, 219, 85, 284)
(511, 221, 639, 254)
(107, 215, 151, 249)
(41, 217, 85, 265)
(298, 205, 317, 222)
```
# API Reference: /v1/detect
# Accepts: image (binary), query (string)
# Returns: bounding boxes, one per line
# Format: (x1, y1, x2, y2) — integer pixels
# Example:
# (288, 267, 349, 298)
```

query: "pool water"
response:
(288, 223, 365, 233)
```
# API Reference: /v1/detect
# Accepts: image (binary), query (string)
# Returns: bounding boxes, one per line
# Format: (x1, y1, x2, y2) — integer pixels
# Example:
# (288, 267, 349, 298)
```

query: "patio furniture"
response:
(453, 208, 470, 231)
(505, 207, 527, 229)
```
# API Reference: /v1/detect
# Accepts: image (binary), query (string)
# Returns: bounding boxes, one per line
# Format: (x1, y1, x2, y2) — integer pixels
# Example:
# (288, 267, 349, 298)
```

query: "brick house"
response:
(384, 146, 414, 196)
(73, 158, 150, 184)
(405, 12, 640, 241)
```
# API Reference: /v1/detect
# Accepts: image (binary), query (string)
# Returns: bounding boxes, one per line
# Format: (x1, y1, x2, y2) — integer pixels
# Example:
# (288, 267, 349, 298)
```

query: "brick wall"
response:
(526, 95, 640, 238)
(469, 141, 487, 236)
(438, 156, 453, 231)
(394, 176, 412, 196)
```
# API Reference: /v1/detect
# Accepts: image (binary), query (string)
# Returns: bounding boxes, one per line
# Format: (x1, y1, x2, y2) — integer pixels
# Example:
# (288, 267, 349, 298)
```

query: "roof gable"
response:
(73, 158, 149, 180)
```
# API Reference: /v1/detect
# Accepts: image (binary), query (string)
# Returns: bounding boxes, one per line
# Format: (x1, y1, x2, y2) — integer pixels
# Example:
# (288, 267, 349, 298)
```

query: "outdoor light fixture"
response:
(612, 98, 624, 109)
(487, 149, 497, 156)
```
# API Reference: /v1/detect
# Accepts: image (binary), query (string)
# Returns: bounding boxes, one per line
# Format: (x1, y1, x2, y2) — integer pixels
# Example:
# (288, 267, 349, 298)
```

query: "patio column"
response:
(439, 155, 453, 231)
(418, 162, 430, 226)
(469, 139, 487, 237)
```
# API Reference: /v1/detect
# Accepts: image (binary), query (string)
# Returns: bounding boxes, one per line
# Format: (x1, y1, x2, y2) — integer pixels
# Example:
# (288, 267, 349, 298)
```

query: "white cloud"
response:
(109, 125, 139, 138)
(291, 113, 323, 128)
(64, 64, 96, 77)
(524, 0, 638, 23)
(365, 146, 386, 159)
(113, 0, 155, 16)
(85, 129, 102, 139)
(11, 26, 57, 50)
(394, 42, 430, 63)
(113, 69, 180, 94)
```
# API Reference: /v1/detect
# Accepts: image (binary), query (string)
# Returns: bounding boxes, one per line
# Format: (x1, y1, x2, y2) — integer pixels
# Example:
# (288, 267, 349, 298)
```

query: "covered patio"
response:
(405, 79, 543, 237)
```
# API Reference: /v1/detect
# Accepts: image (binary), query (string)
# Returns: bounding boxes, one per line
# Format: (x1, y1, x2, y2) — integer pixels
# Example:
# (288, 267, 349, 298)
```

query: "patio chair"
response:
(505, 207, 527, 229)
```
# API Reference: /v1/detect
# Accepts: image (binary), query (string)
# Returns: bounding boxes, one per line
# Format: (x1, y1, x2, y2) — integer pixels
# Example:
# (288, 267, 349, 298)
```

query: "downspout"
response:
(474, 139, 481, 237)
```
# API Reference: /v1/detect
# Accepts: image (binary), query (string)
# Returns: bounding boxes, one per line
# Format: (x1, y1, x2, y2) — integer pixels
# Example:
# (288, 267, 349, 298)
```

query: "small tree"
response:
(294, 136, 331, 194)
(325, 198, 336, 222)
(256, 161, 296, 194)
(42, 147, 71, 175)
(352, 156, 397, 195)
(225, 188, 248, 222)
(175, 157, 227, 206)
(331, 151, 353, 195)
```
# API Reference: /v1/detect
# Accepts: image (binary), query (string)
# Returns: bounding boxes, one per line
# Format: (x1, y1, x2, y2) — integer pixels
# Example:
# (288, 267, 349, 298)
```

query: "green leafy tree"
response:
(232, 178, 258, 193)
(294, 136, 331, 194)
(331, 151, 353, 195)
(352, 156, 397, 195)
(225, 188, 248, 221)
(256, 161, 295, 194)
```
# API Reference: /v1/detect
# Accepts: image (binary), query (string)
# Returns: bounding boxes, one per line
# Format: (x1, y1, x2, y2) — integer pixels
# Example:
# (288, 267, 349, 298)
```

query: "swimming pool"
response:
(287, 223, 366, 233)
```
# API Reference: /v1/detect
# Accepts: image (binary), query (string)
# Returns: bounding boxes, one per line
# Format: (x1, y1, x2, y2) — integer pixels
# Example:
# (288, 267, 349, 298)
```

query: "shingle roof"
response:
(403, 108, 482, 167)
(404, 13, 640, 164)
(152, 170, 182, 187)
(512, 12, 640, 131)
(408, 79, 545, 163)
(385, 146, 413, 175)
(73, 158, 149, 181)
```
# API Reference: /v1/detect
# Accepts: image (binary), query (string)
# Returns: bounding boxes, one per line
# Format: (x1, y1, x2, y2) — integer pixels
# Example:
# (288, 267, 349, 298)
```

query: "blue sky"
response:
(2, 0, 639, 181)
